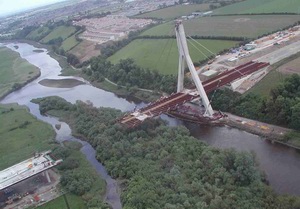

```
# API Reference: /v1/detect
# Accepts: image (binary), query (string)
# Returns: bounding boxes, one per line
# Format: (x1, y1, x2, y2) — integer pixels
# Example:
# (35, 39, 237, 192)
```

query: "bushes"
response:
(211, 74, 300, 130)
(86, 57, 177, 93)
(50, 144, 108, 208)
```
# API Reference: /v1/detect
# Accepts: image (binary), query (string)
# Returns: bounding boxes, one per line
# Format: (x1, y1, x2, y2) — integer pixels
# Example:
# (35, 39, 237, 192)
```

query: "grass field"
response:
(141, 15, 300, 38)
(61, 33, 80, 51)
(0, 47, 40, 98)
(247, 69, 288, 97)
(136, 4, 210, 20)
(0, 104, 55, 170)
(249, 52, 300, 97)
(108, 39, 238, 74)
(26, 26, 51, 41)
(36, 194, 87, 209)
(41, 26, 77, 43)
(277, 56, 300, 75)
(214, 0, 300, 15)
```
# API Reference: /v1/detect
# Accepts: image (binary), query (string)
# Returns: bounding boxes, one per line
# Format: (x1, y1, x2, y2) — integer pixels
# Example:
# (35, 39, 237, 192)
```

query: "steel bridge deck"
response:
(119, 61, 269, 128)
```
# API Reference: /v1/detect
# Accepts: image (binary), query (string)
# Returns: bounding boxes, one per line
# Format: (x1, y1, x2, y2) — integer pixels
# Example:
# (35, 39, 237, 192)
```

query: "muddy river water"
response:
(0, 43, 299, 208)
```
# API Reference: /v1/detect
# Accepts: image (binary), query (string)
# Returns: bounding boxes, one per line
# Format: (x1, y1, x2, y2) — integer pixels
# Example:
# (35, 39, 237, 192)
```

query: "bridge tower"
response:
(175, 21, 214, 116)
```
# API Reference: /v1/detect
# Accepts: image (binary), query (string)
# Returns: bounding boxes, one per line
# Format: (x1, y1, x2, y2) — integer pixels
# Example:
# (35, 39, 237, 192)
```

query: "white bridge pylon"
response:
(175, 21, 214, 117)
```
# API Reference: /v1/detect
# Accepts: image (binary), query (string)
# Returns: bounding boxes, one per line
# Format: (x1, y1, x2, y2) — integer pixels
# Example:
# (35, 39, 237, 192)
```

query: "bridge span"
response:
(119, 61, 269, 128)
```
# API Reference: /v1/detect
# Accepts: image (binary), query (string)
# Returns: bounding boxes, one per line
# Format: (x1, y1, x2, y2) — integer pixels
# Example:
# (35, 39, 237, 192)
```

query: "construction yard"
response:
(1, 169, 61, 209)
(197, 25, 300, 94)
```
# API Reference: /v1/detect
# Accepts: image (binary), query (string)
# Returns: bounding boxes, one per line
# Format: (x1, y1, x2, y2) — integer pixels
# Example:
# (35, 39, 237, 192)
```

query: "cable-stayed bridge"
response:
(118, 22, 269, 128)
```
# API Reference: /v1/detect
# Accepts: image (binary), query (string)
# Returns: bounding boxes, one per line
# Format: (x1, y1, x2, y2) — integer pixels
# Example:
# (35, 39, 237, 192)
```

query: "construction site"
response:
(74, 15, 153, 44)
(197, 25, 300, 94)
(119, 22, 300, 131)
(0, 151, 62, 209)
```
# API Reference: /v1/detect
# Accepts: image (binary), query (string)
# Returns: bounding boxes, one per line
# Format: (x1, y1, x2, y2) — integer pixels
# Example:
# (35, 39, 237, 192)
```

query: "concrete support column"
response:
(45, 170, 51, 183)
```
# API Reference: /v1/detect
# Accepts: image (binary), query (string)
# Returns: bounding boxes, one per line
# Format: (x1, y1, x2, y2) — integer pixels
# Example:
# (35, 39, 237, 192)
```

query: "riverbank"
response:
(224, 113, 300, 149)
(167, 106, 300, 150)
(84, 76, 160, 103)
(0, 45, 41, 101)
(0, 71, 41, 101)
(3, 39, 160, 103)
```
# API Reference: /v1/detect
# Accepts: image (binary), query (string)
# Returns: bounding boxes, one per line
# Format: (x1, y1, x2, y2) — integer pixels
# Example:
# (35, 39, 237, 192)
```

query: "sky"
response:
(0, 0, 67, 17)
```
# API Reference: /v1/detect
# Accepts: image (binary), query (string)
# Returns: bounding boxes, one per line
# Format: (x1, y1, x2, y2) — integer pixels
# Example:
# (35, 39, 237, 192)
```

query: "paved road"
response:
(256, 40, 300, 64)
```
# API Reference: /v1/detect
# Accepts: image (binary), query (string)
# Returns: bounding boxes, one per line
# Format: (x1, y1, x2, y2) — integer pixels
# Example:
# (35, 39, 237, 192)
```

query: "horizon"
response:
(0, 0, 68, 17)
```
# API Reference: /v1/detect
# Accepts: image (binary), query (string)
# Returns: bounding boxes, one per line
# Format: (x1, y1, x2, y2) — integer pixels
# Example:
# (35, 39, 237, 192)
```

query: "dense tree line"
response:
(211, 74, 300, 130)
(14, 26, 39, 39)
(84, 58, 178, 93)
(35, 96, 300, 209)
(67, 53, 80, 66)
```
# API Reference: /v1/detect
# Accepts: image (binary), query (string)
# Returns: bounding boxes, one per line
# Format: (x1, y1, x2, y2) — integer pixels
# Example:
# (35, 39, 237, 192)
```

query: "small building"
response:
(202, 69, 218, 77)
(202, 11, 213, 16)
(244, 44, 257, 51)
(187, 15, 195, 19)
(192, 12, 203, 16)
(228, 57, 238, 62)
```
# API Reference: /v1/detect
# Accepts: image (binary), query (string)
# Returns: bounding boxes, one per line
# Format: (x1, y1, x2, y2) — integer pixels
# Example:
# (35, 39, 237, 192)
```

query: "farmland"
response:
(61, 33, 80, 51)
(214, 0, 300, 15)
(141, 15, 300, 38)
(70, 40, 100, 62)
(26, 26, 51, 41)
(41, 26, 77, 43)
(136, 4, 210, 20)
(0, 47, 40, 98)
(108, 39, 238, 74)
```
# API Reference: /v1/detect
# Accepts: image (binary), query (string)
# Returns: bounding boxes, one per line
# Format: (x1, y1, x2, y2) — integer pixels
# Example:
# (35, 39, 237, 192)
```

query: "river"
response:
(0, 42, 299, 205)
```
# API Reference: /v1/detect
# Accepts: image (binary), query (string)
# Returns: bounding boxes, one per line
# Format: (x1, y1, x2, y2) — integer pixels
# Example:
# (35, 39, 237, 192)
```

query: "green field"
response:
(214, 0, 300, 15)
(0, 47, 40, 98)
(61, 33, 80, 51)
(0, 104, 55, 170)
(41, 26, 77, 43)
(37, 194, 87, 209)
(108, 39, 238, 74)
(141, 15, 300, 38)
(26, 26, 51, 41)
(136, 4, 210, 20)
(247, 69, 288, 97)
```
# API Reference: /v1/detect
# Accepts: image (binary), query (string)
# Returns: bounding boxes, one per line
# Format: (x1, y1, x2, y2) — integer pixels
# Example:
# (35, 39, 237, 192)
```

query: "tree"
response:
(290, 102, 300, 130)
